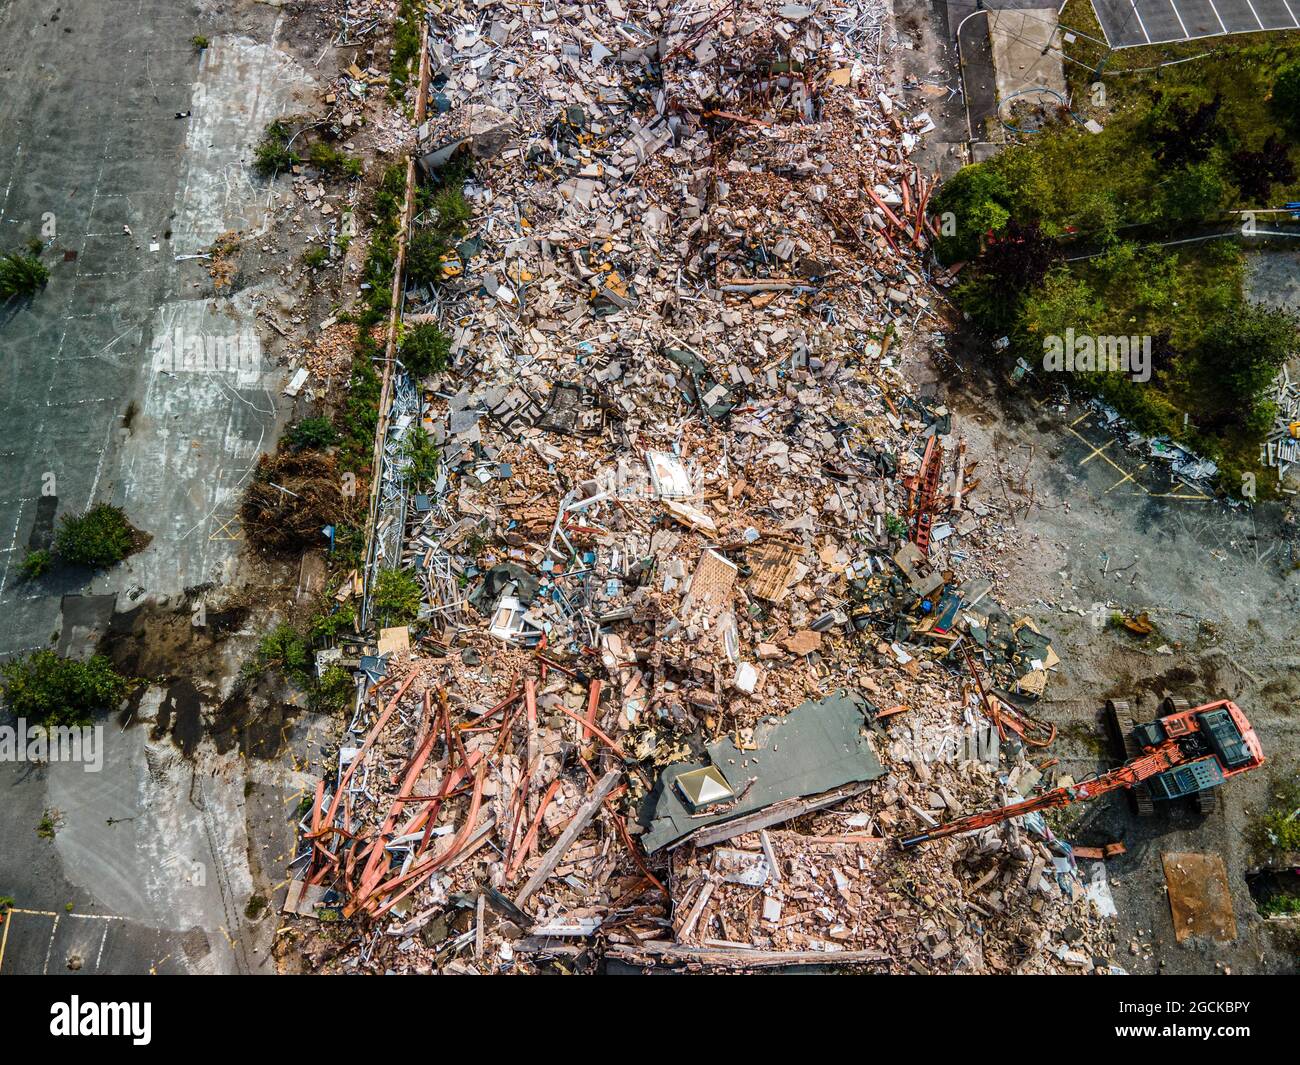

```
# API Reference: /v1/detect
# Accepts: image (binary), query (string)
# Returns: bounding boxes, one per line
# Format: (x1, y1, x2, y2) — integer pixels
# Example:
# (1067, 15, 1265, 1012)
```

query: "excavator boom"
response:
(900, 740, 1183, 848)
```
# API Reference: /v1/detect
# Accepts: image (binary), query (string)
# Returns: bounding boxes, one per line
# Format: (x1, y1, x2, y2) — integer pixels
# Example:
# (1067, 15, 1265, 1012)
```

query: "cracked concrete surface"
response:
(173, 34, 319, 254)
(0, 2, 318, 974)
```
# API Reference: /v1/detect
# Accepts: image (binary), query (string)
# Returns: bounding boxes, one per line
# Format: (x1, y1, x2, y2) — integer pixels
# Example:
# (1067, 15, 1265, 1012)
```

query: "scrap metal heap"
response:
(281, 0, 1116, 974)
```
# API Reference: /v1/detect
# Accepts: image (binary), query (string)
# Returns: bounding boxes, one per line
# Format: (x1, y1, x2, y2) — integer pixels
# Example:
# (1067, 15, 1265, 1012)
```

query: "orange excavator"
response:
(900, 697, 1265, 849)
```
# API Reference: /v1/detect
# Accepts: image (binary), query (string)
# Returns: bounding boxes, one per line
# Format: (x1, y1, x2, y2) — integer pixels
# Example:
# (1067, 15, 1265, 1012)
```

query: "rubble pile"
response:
(283, 0, 1115, 974)
(1264, 364, 1300, 479)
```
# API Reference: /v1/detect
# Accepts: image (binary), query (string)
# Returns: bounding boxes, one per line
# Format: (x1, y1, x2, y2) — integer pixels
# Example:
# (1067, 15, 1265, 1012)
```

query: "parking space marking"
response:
(208, 512, 244, 542)
(1092, 0, 1298, 42)
(1078, 438, 1115, 465)
(1062, 420, 1213, 505)
(1128, 0, 1154, 40)
(0, 908, 126, 974)
(1104, 462, 1147, 494)
(1203, 0, 1231, 29)
(1165, 0, 1192, 34)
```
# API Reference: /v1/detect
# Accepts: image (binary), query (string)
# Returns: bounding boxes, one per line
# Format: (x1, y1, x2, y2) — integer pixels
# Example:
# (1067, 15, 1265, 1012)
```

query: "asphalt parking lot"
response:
(0, 0, 198, 658)
(0, 907, 192, 975)
(1091, 0, 1300, 46)
(0, 0, 310, 974)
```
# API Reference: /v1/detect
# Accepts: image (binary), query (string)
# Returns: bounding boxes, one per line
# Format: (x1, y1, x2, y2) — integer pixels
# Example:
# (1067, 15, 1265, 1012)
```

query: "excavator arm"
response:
(899, 745, 1184, 849)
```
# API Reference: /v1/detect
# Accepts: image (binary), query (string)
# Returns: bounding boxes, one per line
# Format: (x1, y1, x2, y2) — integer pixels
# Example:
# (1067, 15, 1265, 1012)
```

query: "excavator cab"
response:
(1196, 706, 1257, 770)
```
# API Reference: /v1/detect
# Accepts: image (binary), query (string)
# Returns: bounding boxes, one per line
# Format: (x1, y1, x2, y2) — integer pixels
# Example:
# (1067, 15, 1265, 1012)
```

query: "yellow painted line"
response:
(209, 513, 243, 542)
(0, 910, 11, 972)
(1100, 457, 1147, 487)
(1079, 439, 1114, 465)
(1063, 426, 1151, 491)
(1104, 463, 1146, 494)
(1069, 411, 1091, 427)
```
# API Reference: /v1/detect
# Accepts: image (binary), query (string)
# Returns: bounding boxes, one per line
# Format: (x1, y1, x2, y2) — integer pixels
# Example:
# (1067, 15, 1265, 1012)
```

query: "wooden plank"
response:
(607, 941, 888, 969)
(670, 782, 871, 850)
(514, 769, 621, 907)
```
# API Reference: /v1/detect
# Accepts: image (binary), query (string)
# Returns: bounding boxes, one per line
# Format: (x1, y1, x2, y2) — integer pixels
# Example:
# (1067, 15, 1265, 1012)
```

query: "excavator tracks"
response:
(1106, 699, 1155, 817)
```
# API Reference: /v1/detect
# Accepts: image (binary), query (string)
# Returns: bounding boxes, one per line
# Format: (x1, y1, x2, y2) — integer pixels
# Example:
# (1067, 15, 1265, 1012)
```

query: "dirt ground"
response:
(886, 0, 1299, 976)
(904, 331, 1300, 974)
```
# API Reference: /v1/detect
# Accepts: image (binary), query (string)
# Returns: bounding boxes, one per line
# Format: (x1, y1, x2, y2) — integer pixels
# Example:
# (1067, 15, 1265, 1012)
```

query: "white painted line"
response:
(1165, 0, 1191, 36)
(12, 908, 125, 921)
(1241, 0, 1266, 28)
(0, 499, 26, 601)
(42, 913, 59, 975)
(1203, 0, 1230, 32)
(1281, 0, 1300, 26)
(0, 142, 21, 222)
(95, 924, 110, 970)
(1128, 0, 1154, 41)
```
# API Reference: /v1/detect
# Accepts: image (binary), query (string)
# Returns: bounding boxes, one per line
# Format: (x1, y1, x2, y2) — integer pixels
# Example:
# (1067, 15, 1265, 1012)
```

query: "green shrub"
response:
(1146, 92, 1225, 168)
(329, 523, 366, 569)
(1261, 893, 1300, 916)
(308, 603, 356, 643)
(402, 427, 440, 486)
(399, 323, 451, 377)
(930, 165, 1016, 263)
(1270, 60, 1300, 133)
(404, 228, 451, 287)
(389, 0, 424, 95)
(285, 416, 339, 451)
(256, 623, 311, 682)
(338, 352, 382, 473)
(312, 664, 355, 712)
(308, 141, 362, 178)
(301, 246, 330, 269)
(192, 35, 209, 51)
(432, 185, 472, 229)
(253, 120, 300, 178)
(0, 652, 131, 726)
(53, 504, 136, 568)
(20, 549, 51, 579)
(0, 251, 50, 298)
(1193, 303, 1297, 432)
(1253, 777, 1300, 854)
(370, 568, 422, 627)
(338, 164, 408, 474)
(1161, 162, 1228, 223)
(405, 172, 473, 286)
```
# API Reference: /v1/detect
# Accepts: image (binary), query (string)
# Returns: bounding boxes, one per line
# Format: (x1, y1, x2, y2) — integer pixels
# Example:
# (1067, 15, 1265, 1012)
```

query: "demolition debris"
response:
(280, 0, 1116, 975)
